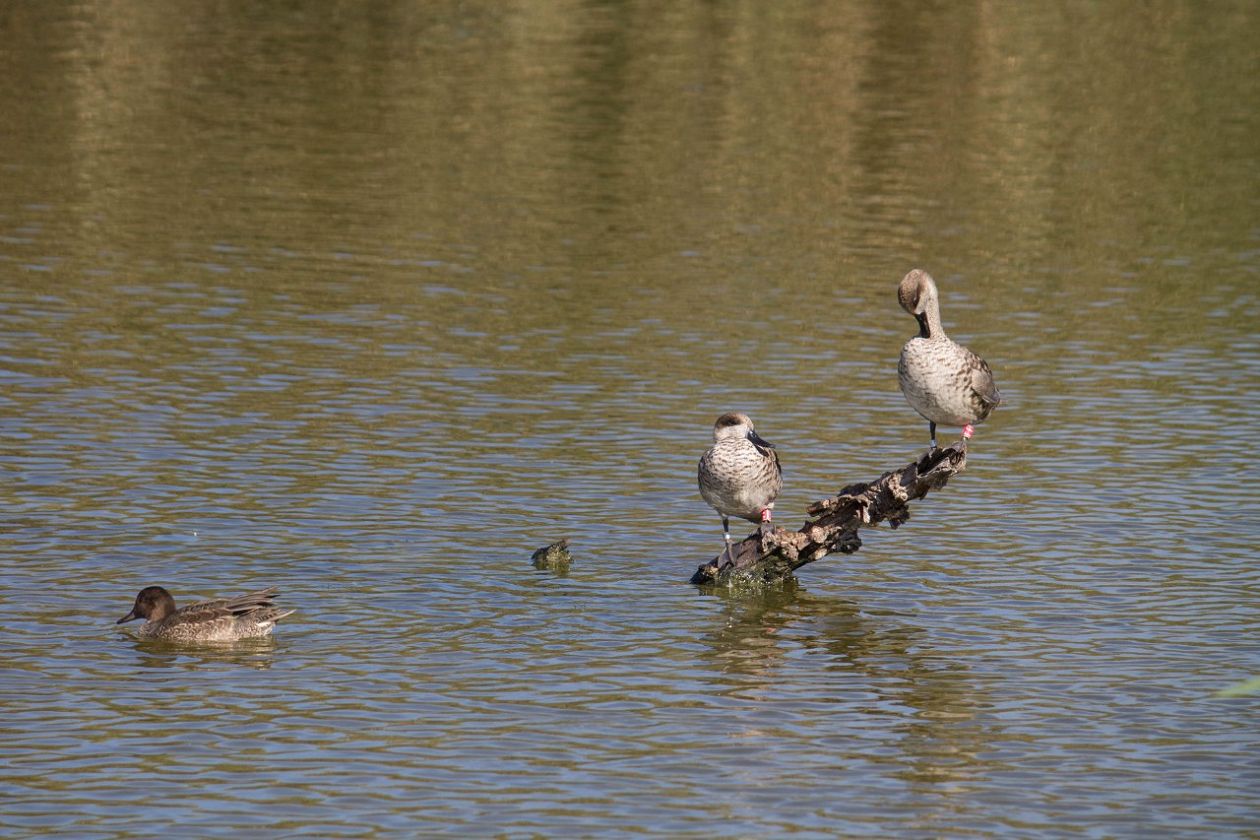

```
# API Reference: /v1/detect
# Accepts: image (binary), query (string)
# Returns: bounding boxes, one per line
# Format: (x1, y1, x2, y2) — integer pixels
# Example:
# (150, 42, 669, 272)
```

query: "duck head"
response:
(897, 269, 943, 338)
(117, 586, 177, 624)
(712, 411, 775, 450)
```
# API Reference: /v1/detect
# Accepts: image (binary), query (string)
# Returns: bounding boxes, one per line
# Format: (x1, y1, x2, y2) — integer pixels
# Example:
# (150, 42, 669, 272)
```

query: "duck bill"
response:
(116, 610, 138, 624)
(747, 430, 775, 449)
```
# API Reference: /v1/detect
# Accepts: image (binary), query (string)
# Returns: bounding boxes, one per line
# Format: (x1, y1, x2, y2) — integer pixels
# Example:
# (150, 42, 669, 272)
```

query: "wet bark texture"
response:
(690, 440, 969, 586)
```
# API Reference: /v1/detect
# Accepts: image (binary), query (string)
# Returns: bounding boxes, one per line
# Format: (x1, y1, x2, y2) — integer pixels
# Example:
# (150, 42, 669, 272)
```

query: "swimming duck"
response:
(698, 412, 783, 566)
(897, 269, 1002, 448)
(116, 586, 294, 642)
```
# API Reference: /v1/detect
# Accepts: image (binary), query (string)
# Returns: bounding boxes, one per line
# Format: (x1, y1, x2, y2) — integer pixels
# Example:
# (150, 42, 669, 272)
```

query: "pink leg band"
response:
(760, 508, 772, 523)
(962, 424, 975, 439)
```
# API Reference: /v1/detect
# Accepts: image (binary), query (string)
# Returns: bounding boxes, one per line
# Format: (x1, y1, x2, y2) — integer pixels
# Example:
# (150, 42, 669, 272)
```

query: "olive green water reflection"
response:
(2, 1, 1258, 837)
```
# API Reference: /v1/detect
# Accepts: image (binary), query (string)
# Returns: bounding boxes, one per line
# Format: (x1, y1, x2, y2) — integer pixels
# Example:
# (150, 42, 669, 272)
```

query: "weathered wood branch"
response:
(531, 538, 572, 573)
(690, 440, 969, 586)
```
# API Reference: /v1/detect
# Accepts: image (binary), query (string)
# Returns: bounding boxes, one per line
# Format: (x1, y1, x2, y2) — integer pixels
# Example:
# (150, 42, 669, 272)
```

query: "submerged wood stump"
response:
(690, 440, 969, 586)
(531, 538, 572, 573)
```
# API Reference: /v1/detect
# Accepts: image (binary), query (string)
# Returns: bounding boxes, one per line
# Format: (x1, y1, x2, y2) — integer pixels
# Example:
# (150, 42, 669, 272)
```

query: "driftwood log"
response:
(531, 538, 572, 573)
(690, 440, 969, 586)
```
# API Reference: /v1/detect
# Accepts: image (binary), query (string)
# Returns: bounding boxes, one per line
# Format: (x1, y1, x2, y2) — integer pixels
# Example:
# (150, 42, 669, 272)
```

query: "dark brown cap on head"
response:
(117, 586, 175, 624)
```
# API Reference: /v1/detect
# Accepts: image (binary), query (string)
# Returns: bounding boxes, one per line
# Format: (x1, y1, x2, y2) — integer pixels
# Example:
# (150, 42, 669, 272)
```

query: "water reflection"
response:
(703, 580, 815, 679)
(695, 581, 1002, 837)
(1, 0, 1258, 836)
(705, 585, 988, 775)
(123, 637, 279, 671)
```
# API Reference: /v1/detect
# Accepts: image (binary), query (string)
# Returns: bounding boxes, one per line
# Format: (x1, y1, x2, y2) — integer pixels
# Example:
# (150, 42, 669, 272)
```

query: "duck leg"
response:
(721, 516, 736, 567)
(758, 506, 774, 537)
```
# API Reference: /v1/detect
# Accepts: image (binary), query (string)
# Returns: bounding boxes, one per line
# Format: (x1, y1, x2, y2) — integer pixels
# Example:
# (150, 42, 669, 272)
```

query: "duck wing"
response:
(177, 588, 281, 620)
(967, 353, 1002, 414)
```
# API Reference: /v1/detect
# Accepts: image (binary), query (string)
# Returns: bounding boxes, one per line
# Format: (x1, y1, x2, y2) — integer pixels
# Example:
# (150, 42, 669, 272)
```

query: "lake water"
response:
(2, 2, 1259, 837)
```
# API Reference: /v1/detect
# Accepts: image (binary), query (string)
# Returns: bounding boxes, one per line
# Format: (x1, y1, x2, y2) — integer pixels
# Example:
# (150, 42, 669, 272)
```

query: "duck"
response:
(116, 586, 294, 642)
(897, 269, 1002, 449)
(697, 412, 783, 566)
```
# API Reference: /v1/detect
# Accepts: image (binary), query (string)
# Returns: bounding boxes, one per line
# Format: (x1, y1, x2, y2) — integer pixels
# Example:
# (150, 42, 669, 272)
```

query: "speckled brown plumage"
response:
(698, 412, 783, 564)
(116, 585, 295, 642)
(897, 269, 1002, 447)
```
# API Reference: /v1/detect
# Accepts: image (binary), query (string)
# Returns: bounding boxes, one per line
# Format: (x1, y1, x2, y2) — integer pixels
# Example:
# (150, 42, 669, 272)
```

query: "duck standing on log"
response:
(697, 412, 783, 567)
(897, 269, 1002, 449)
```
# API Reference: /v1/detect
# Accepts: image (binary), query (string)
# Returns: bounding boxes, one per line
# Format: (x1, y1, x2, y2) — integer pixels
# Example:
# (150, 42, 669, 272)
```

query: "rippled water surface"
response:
(3, 2, 1259, 837)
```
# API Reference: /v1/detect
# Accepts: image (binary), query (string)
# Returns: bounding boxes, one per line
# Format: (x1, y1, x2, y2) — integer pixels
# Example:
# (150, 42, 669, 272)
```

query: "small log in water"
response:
(532, 538, 573, 573)
(690, 440, 969, 586)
